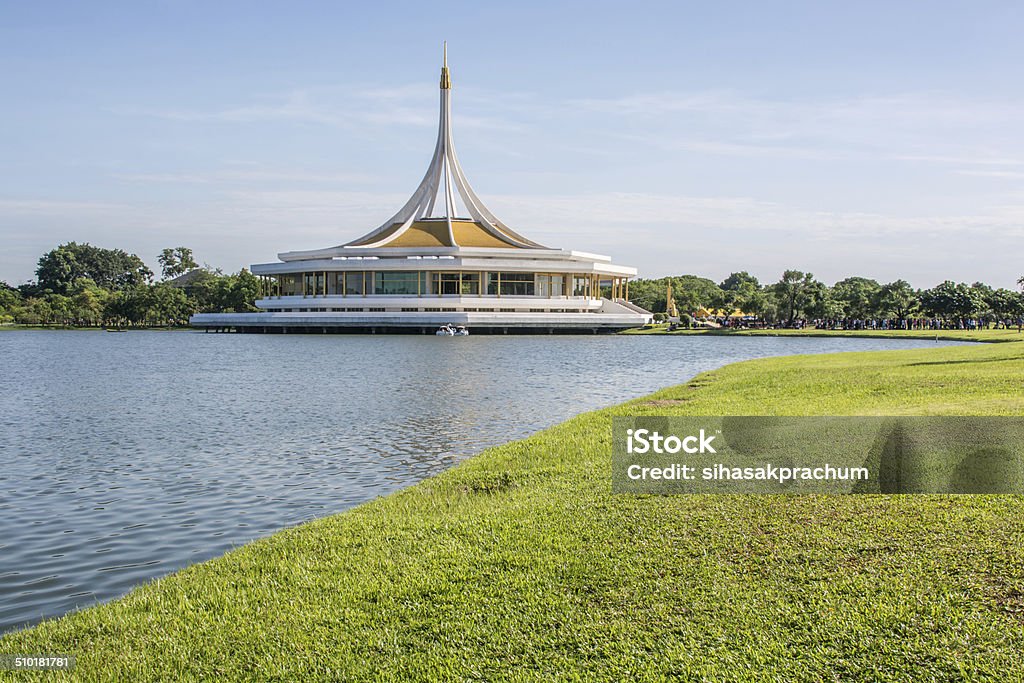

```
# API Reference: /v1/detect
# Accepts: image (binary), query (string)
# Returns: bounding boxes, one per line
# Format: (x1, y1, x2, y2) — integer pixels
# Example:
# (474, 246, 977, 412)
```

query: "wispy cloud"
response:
(485, 191, 1024, 241)
(0, 198, 129, 214)
(8, 83, 1024, 288)
(112, 168, 378, 186)
(122, 84, 524, 132)
(570, 90, 1024, 166)
(3, 188, 1023, 288)
(953, 169, 1024, 179)
(891, 154, 1024, 166)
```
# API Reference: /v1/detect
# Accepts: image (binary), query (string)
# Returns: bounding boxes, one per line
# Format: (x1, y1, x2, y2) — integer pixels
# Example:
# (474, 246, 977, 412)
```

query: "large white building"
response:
(191, 48, 652, 334)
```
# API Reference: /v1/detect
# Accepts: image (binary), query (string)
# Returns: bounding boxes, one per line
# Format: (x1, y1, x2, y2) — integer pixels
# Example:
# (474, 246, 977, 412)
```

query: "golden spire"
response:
(440, 41, 451, 90)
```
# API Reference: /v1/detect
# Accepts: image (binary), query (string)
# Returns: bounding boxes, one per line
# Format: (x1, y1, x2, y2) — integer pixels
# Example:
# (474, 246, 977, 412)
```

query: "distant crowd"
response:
(710, 316, 1024, 332)
(808, 317, 1024, 331)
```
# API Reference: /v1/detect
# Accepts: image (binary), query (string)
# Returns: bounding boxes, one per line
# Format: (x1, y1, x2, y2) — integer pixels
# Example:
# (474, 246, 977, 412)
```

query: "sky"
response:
(2, 0, 1023, 289)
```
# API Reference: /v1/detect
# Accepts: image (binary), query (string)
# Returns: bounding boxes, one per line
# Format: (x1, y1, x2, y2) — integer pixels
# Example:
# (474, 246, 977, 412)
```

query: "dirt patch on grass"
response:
(996, 589, 1024, 622)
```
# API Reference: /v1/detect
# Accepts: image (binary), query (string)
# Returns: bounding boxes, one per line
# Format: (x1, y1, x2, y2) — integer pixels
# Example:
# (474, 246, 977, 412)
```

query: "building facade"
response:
(190, 49, 652, 333)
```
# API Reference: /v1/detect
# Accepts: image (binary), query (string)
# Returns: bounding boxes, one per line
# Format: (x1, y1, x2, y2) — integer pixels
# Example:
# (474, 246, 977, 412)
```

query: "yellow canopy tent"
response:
(695, 307, 749, 318)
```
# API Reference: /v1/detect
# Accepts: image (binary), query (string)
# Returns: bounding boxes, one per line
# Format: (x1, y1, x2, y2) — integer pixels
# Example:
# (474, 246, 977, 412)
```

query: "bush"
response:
(679, 313, 693, 328)
(653, 312, 667, 323)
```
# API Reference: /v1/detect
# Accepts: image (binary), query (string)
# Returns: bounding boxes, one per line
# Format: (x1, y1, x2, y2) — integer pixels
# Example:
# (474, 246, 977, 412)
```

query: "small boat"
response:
(435, 324, 469, 336)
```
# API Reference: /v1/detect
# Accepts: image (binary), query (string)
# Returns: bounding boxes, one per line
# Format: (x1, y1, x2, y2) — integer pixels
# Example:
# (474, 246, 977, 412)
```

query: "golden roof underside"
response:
(346, 220, 519, 249)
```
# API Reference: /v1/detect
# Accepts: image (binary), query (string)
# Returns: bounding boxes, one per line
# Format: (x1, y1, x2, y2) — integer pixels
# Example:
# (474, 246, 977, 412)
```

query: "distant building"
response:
(191, 48, 651, 333)
(165, 269, 208, 292)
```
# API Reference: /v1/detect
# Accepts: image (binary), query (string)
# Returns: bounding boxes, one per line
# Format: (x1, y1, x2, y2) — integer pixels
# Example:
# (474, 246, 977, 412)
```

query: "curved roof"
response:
(341, 47, 547, 251)
(346, 219, 521, 249)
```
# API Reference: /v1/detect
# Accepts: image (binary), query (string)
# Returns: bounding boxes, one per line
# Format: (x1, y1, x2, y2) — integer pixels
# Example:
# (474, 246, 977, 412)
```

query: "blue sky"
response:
(2, 0, 1023, 288)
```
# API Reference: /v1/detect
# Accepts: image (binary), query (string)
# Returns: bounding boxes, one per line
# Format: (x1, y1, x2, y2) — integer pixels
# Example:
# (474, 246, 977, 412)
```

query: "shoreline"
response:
(3, 322, 1021, 344)
(621, 325, 1024, 343)
(0, 324, 191, 332)
(2, 339, 1023, 679)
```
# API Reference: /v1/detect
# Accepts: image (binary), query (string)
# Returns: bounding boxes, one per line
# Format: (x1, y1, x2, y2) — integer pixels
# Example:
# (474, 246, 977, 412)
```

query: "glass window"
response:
(499, 272, 535, 296)
(374, 271, 420, 295)
(572, 275, 590, 297)
(537, 275, 564, 297)
(344, 271, 365, 295)
(431, 272, 462, 295)
(460, 272, 480, 295)
(499, 272, 534, 281)
(280, 274, 300, 296)
(484, 272, 536, 296)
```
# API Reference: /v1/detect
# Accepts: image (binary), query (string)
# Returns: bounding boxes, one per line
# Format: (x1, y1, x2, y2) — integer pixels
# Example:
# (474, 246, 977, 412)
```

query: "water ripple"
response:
(0, 330, 966, 633)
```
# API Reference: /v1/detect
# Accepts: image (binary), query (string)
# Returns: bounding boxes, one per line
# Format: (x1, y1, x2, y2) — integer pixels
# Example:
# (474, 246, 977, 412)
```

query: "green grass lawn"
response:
(622, 324, 1024, 344)
(3, 342, 1024, 681)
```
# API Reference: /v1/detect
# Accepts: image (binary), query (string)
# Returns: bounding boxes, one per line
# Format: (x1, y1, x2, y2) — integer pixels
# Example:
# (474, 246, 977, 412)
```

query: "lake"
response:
(0, 330, 965, 633)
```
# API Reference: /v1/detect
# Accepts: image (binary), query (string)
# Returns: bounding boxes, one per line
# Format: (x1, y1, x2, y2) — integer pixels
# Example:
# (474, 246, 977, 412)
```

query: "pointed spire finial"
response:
(440, 42, 451, 90)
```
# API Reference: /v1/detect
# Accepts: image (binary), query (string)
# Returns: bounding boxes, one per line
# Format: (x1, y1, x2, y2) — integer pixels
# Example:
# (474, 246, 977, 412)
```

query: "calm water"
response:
(0, 330, 965, 633)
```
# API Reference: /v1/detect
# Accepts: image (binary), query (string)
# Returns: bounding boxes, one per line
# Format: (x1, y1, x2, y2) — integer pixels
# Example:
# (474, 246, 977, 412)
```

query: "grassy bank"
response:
(622, 324, 1024, 343)
(3, 342, 1024, 681)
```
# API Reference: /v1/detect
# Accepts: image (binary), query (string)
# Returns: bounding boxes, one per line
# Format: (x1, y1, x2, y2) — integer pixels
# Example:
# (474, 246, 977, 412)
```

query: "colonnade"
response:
(256, 271, 631, 300)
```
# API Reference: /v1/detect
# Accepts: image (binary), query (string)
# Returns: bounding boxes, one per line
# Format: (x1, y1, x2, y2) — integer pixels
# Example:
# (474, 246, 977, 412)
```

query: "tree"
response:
(831, 277, 881, 319)
(0, 282, 22, 324)
(919, 281, 984, 321)
(672, 275, 722, 315)
(708, 287, 738, 315)
(715, 271, 765, 318)
(621, 278, 673, 313)
(146, 284, 195, 323)
(69, 279, 110, 325)
(158, 247, 199, 280)
(719, 271, 760, 292)
(104, 283, 194, 325)
(875, 280, 918, 320)
(986, 288, 1021, 326)
(1010, 291, 1024, 325)
(770, 270, 817, 325)
(220, 269, 261, 312)
(619, 275, 721, 316)
(36, 242, 153, 294)
(20, 298, 52, 325)
(804, 280, 842, 320)
(737, 287, 770, 319)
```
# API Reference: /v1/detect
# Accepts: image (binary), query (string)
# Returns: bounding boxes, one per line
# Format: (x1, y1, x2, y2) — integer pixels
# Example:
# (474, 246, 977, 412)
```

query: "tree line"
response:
(626, 271, 1024, 329)
(4, 244, 1023, 329)
(0, 243, 260, 327)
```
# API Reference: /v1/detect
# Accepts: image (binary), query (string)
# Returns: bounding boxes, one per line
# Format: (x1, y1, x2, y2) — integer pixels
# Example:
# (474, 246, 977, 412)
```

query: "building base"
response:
(190, 307, 651, 335)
